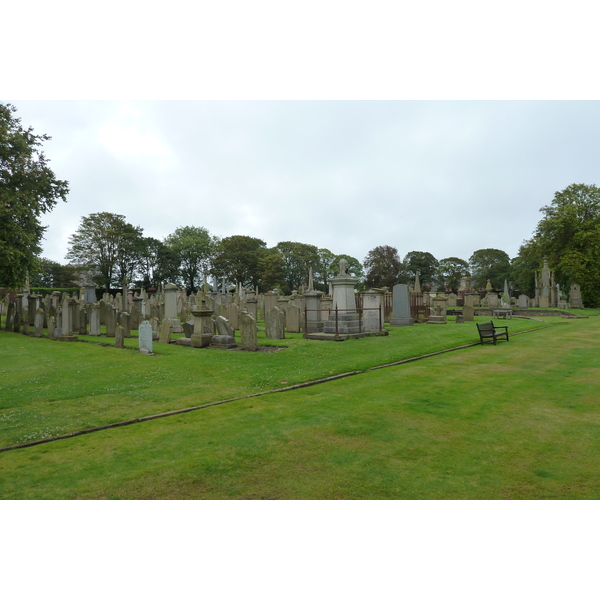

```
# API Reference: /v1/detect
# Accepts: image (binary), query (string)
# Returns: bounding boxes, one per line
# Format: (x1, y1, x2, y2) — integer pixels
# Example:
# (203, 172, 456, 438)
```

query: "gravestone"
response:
(164, 283, 183, 332)
(158, 320, 173, 344)
(119, 312, 131, 338)
(47, 315, 56, 339)
(263, 290, 279, 317)
(190, 308, 214, 348)
(138, 320, 153, 354)
(518, 294, 529, 309)
(150, 317, 160, 340)
(286, 304, 301, 333)
(265, 306, 285, 339)
(240, 312, 258, 351)
(209, 316, 237, 349)
(34, 308, 44, 337)
(569, 284, 584, 309)
(389, 284, 414, 327)
(323, 259, 361, 334)
(486, 293, 499, 309)
(428, 296, 447, 324)
(361, 289, 384, 332)
(303, 289, 324, 333)
(115, 325, 125, 349)
(5, 303, 15, 331)
(89, 305, 101, 336)
(105, 305, 116, 337)
(462, 304, 475, 322)
(183, 319, 195, 338)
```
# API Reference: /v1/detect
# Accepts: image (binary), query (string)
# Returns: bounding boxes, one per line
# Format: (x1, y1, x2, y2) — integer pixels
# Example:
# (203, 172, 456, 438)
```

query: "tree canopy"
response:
(363, 245, 402, 289)
(468, 248, 511, 289)
(533, 183, 600, 306)
(66, 212, 143, 291)
(401, 251, 439, 289)
(0, 103, 69, 289)
(276, 241, 320, 294)
(211, 235, 266, 288)
(437, 257, 470, 293)
(164, 226, 216, 292)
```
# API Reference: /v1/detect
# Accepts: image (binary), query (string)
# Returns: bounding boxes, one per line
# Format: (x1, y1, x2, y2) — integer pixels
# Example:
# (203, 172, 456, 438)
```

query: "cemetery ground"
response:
(1, 311, 599, 499)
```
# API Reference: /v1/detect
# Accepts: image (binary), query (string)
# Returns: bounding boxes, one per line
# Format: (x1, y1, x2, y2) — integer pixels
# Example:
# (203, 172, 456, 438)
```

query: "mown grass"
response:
(1, 312, 599, 499)
(0, 315, 548, 447)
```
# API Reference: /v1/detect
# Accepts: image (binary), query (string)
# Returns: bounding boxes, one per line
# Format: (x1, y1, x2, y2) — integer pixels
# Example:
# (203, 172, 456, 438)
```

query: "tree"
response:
(29, 258, 78, 288)
(437, 257, 470, 293)
(257, 249, 287, 293)
(0, 103, 69, 289)
(468, 248, 511, 289)
(330, 254, 364, 287)
(66, 212, 143, 291)
(135, 237, 180, 289)
(533, 183, 600, 306)
(363, 245, 402, 289)
(510, 239, 542, 297)
(401, 251, 439, 288)
(211, 235, 266, 288)
(164, 226, 216, 292)
(276, 241, 320, 294)
(314, 248, 337, 291)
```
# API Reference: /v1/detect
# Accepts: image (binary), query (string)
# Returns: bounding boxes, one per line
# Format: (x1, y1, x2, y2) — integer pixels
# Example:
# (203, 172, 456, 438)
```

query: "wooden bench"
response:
(477, 321, 509, 345)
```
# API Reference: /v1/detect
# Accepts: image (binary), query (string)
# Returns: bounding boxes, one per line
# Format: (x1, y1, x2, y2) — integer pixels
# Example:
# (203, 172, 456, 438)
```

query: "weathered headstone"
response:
(34, 308, 45, 337)
(138, 320, 153, 354)
(5, 302, 15, 331)
(119, 312, 131, 338)
(462, 304, 475, 322)
(209, 316, 237, 349)
(569, 283, 584, 309)
(486, 292, 499, 309)
(240, 312, 258, 351)
(150, 316, 160, 340)
(265, 306, 285, 339)
(164, 283, 183, 332)
(190, 308, 214, 348)
(105, 305, 116, 337)
(47, 315, 56, 339)
(389, 284, 414, 327)
(518, 294, 529, 309)
(286, 304, 301, 333)
(89, 305, 101, 336)
(158, 320, 173, 344)
(361, 289, 384, 332)
(115, 325, 125, 349)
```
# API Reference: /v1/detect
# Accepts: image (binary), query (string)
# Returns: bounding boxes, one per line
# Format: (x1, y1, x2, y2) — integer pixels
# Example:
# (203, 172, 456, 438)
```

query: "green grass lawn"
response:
(1, 312, 599, 499)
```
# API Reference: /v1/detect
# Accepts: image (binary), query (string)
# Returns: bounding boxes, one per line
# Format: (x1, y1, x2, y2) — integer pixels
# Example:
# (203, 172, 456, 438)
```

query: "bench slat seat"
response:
(476, 321, 509, 345)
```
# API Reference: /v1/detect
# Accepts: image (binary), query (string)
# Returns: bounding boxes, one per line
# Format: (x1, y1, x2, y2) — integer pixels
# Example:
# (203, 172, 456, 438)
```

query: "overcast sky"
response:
(11, 99, 600, 268)
(6, 3, 600, 273)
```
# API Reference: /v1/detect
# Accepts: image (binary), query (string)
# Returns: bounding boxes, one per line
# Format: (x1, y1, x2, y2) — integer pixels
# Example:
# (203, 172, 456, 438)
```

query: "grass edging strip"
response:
(0, 324, 555, 454)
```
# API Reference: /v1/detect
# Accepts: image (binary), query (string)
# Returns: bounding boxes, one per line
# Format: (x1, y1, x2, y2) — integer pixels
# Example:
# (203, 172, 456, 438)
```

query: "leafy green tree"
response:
(0, 103, 69, 289)
(29, 258, 78, 288)
(468, 248, 511, 289)
(164, 226, 216, 292)
(211, 235, 266, 288)
(363, 245, 402, 289)
(257, 249, 287, 293)
(437, 257, 470, 293)
(330, 254, 364, 287)
(276, 241, 320, 294)
(533, 183, 600, 306)
(66, 212, 143, 291)
(510, 239, 542, 297)
(401, 251, 439, 288)
(314, 248, 337, 291)
(136, 237, 180, 289)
